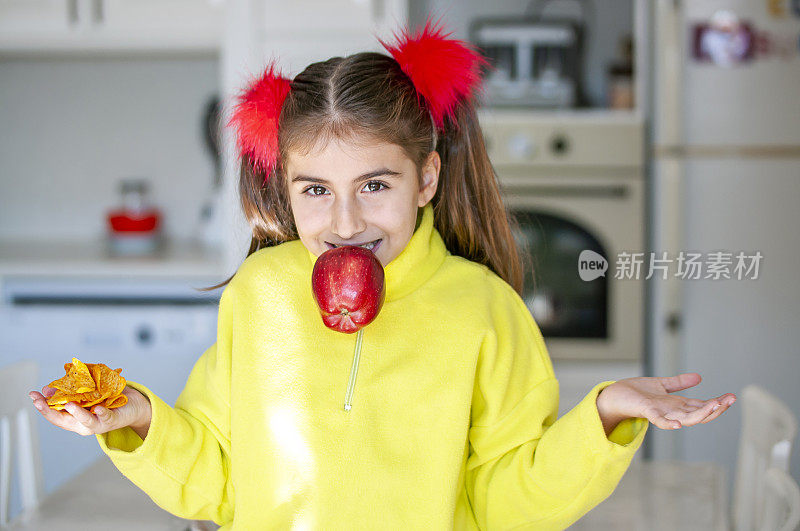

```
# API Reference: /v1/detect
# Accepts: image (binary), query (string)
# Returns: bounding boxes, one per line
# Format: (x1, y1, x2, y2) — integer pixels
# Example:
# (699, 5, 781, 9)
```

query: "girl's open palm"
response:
(598, 373, 737, 430)
(29, 385, 148, 436)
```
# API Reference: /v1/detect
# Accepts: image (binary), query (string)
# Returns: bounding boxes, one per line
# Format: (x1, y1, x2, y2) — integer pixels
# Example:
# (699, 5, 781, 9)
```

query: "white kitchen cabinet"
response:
(97, 0, 222, 48)
(261, 33, 389, 76)
(0, 0, 72, 33)
(260, 0, 405, 34)
(0, 0, 223, 55)
(256, 0, 407, 74)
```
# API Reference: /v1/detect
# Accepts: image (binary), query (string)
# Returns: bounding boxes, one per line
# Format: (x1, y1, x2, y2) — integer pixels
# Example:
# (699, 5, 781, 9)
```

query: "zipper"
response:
(343, 328, 364, 411)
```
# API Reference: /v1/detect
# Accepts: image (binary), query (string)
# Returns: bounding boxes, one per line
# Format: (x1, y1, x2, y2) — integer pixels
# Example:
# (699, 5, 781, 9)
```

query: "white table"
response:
(11, 457, 728, 530)
(569, 460, 730, 530)
(8, 457, 194, 531)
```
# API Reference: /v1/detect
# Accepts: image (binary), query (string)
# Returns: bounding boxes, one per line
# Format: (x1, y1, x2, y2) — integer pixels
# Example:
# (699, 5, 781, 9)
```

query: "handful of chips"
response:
(46, 357, 127, 414)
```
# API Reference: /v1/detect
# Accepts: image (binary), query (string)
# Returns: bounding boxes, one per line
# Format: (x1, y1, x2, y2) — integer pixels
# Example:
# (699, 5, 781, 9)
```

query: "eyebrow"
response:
(291, 168, 402, 184)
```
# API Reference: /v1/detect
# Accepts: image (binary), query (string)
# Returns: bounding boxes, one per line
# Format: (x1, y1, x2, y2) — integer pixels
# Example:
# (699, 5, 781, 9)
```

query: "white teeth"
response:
(329, 240, 378, 250)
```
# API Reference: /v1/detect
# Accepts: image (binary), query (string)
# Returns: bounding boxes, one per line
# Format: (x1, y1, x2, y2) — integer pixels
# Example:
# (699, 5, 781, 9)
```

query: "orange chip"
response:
(48, 357, 96, 394)
(46, 389, 72, 408)
(90, 363, 126, 396)
(87, 392, 127, 414)
(46, 358, 127, 412)
(104, 394, 128, 408)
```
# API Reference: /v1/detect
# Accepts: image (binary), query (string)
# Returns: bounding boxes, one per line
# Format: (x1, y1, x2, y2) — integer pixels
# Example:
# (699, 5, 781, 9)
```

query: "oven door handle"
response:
(501, 183, 630, 198)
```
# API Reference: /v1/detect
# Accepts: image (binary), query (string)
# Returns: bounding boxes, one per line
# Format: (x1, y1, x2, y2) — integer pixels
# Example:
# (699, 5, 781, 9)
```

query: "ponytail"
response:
(432, 102, 525, 294)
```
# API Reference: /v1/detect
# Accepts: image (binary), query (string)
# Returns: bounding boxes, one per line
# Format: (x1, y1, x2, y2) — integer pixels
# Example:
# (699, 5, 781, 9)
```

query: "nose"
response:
(330, 197, 367, 240)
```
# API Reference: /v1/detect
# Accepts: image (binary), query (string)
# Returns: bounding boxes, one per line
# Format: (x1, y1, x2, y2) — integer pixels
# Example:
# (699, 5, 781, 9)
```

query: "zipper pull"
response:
(343, 328, 364, 411)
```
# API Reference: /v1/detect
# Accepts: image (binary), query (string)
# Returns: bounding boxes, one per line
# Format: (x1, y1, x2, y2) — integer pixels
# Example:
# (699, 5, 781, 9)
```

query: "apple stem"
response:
(343, 328, 364, 411)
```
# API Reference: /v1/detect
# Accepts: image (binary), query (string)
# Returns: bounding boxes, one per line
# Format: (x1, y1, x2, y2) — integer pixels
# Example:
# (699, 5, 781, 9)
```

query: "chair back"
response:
(733, 385, 799, 531)
(759, 468, 800, 531)
(0, 360, 43, 528)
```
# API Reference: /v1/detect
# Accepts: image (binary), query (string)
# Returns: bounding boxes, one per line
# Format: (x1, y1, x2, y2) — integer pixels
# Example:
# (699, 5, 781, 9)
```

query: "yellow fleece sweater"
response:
(97, 203, 647, 530)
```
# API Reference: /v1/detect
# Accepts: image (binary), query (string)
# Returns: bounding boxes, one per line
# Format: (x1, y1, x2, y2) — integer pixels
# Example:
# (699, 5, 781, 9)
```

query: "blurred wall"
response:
(0, 57, 219, 242)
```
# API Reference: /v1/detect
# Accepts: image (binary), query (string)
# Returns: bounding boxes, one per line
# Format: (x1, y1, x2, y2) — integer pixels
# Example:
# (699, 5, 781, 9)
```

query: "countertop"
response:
(5, 457, 191, 530)
(569, 460, 729, 530)
(10, 457, 725, 530)
(0, 237, 230, 280)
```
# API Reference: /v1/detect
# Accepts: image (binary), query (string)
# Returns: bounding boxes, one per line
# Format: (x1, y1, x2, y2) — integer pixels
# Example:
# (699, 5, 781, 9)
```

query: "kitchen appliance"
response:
(195, 94, 225, 250)
(469, 17, 584, 108)
(0, 277, 220, 502)
(478, 109, 645, 414)
(106, 178, 162, 257)
(606, 35, 635, 109)
(649, 0, 800, 491)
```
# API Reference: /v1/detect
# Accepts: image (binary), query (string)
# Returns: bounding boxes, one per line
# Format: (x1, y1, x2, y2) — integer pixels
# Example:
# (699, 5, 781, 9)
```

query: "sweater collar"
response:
(304, 203, 448, 302)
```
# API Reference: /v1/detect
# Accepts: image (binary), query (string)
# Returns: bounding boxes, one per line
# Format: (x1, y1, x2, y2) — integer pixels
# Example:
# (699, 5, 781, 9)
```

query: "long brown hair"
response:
(205, 52, 524, 294)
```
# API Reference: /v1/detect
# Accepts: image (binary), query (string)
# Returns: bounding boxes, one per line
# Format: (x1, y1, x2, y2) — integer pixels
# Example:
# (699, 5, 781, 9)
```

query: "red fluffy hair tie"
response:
(229, 19, 488, 181)
(228, 62, 292, 180)
(378, 17, 490, 131)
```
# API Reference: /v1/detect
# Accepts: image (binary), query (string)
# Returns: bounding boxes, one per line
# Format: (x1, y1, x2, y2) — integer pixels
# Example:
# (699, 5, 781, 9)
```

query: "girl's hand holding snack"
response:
(29, 385, 152, 439)
(29, 358, 152, 440)
(596, 372, 736, 435)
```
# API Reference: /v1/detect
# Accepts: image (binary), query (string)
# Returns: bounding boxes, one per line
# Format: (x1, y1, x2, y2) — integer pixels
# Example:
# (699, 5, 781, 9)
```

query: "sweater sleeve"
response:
(466, 279, 648, 530)
(94, 285, 236, 526)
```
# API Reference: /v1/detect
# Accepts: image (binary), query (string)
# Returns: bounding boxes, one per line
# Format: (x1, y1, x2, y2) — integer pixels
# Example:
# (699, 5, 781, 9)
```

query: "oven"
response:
(478, 109, 646, 412)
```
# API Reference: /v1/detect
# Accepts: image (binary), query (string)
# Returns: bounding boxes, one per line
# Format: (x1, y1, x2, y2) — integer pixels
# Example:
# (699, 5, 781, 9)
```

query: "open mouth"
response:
(326, 239, 382, 253)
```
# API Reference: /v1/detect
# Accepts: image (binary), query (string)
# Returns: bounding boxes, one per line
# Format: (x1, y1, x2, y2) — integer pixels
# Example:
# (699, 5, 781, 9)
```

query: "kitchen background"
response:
(1, 0, 799, 528)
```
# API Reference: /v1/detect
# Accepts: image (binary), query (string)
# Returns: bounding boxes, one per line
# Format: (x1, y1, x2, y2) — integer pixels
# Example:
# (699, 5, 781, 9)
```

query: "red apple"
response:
(311, 245, 385, 334)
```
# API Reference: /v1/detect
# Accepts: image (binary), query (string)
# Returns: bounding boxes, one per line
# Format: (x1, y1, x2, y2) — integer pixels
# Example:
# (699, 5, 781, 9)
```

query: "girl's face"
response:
(285, 137, 440, 267)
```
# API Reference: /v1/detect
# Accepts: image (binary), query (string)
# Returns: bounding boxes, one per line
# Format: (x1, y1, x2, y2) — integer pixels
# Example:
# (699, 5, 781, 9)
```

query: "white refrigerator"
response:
(647, 0, 800, 494)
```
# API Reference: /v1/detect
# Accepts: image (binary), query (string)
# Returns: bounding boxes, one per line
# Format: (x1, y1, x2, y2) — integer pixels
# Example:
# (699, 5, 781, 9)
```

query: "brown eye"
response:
(364, 181, 387, 193)
(304, 185, 327, 196)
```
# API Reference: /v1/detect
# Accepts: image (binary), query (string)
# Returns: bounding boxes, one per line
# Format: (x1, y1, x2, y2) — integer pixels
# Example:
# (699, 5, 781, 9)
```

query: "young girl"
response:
(29, 19, 736, 530)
